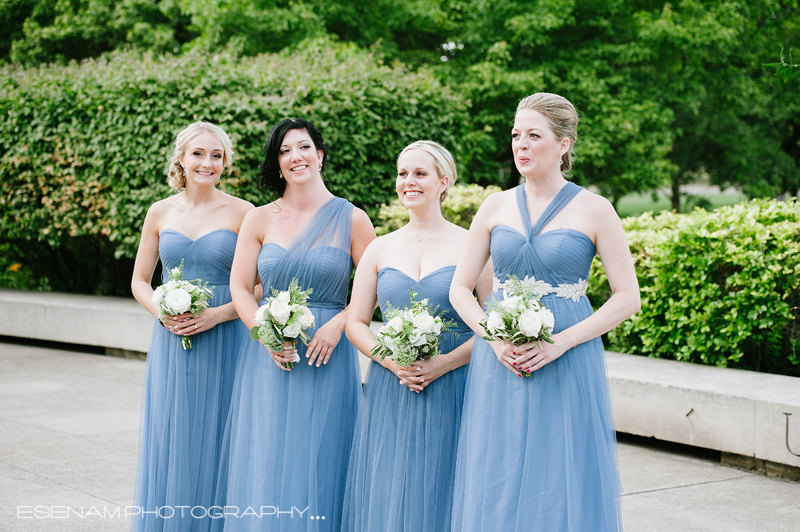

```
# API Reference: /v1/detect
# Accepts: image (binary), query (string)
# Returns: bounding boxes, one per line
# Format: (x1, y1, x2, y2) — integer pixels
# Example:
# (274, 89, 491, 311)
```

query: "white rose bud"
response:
(517, 309, 543, 338)
(254, 304, 270, 325)
(151, 286, 165, 305)
(486, 311, 504, 333)
(499, 295, 520, 311)
(412, 312, 436, 334)
(269, 299, 292, 326)
(297, 306, 315, 328)
(277, 291, 291, 304)
(164, 288, 192, 314)
(541, 308, 555, 331)
(385, 316, 404, 334)
(284, 321, 302, 338)
(432, 318, 442, 335)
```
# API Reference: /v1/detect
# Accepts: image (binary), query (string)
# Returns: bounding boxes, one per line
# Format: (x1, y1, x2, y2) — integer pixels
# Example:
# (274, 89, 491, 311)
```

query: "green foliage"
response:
(0, 38, 477, 294)
(375, 183, 501, 235)
(589, 198, 800, 376)
(0, 243, 50, 291)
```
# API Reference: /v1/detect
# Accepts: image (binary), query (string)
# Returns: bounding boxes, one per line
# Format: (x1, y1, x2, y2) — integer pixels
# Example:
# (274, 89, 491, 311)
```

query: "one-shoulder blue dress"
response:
(215, 198, 361, 532)
(132, 229, 247, 532)
(451, 183, 623, 532)
(341, 266, 473, 532)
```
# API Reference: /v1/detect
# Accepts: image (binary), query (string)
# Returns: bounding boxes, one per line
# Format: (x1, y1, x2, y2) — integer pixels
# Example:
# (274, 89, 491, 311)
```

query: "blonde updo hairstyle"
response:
(397, 140, 458, 203)
(167, 121, 234, 190)
(516, 93, 578, 173)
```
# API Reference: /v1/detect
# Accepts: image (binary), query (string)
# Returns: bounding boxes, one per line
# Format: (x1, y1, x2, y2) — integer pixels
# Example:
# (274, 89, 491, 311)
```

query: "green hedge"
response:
(589, 198, 800, 377)
(0, 38, 480, 295)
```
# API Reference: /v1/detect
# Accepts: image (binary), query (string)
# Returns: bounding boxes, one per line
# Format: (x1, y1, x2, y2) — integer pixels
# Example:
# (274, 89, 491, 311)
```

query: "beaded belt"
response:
(492, 275, 588, 302)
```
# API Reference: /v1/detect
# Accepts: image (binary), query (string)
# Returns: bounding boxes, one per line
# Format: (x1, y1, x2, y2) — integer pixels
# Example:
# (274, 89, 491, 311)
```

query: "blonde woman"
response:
(449, 93, 640, 531)
(130, 121, 253, 531)
(342, 141, 492, 532)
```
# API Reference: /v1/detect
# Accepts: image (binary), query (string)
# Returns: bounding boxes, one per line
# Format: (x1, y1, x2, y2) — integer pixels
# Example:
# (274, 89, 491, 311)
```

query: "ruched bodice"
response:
(159, 228, 237, 286)
(343, 265, 472, 532)
(490, 182, 594, 286)
(377, 266, 473, 352)
(257, 198, 353, 309)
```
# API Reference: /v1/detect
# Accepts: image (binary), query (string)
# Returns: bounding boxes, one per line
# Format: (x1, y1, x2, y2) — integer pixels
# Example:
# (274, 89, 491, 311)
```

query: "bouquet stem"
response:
(181, 336, 192, 350)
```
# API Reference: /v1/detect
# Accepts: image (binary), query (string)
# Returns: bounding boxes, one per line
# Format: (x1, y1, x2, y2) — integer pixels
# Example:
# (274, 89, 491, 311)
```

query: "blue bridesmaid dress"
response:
(132, 229, 247, 532)
(215, 198, 361, 532)
(341, 266, 473, 532)
(450, 183, 623, 532)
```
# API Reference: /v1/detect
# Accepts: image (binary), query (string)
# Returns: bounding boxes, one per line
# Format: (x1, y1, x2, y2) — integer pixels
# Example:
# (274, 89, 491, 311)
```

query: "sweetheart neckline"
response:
(378, 265, 456, 283)
(491, 224, 594, 246)
(160, 228, 237, 240)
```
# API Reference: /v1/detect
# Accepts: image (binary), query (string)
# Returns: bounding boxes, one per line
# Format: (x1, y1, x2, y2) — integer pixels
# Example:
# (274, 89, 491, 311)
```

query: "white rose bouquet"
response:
(371, 288, 457, 367)
(481, 275, 555, 377)
(249, 278, 315, 369)
(151, 259, 214, 350)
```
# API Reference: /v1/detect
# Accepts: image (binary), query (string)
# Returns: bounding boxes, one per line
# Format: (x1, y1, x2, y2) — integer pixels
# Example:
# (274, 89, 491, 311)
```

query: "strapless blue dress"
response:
(451, 183, 623, 531)
(132, 228, 247, 532)
(214, 198, 361, 532)
(341, 266, 473, 532)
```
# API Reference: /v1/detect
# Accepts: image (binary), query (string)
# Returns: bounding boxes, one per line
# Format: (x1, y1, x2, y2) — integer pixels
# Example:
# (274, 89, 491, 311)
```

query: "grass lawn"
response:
(616, 192, 748, 218)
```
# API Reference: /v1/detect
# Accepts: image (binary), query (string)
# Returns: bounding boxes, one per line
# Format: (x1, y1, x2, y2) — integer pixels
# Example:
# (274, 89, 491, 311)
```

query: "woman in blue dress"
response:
(449, 93, 641, 532)
(216, 118, 375, 532)
(342, 141, 493, 532)
(130, 121, 254, 532)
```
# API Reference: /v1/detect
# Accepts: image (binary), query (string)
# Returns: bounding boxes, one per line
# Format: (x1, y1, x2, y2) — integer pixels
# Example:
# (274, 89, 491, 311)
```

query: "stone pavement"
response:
(1, 341, 798, 532)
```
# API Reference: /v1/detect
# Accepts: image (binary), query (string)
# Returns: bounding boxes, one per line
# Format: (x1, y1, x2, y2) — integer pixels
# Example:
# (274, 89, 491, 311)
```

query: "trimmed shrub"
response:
(589, 198, 800, 376)
(0, 38, 479, 295)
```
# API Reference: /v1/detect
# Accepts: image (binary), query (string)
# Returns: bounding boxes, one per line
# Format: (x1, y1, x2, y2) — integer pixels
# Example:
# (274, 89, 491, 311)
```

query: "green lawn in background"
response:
(616, 192, 748, 218)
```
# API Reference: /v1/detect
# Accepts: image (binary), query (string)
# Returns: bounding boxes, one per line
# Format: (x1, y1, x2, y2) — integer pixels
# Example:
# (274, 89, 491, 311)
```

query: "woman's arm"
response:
(229, 209, 265, 331)
(517, 196, 640, 373)
(131, 204, 163, 318)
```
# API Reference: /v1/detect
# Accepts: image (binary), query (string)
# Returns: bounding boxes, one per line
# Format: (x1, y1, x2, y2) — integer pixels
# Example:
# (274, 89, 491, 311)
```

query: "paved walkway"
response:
(1, 342, 798, 531)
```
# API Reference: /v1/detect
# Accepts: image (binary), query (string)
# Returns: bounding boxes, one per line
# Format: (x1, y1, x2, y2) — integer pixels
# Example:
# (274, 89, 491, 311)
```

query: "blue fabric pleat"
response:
(214, 198, 361, 532)
(451, 183, 623, 532)
(341, 266, 474, 532)
(132, 229, 247, 532)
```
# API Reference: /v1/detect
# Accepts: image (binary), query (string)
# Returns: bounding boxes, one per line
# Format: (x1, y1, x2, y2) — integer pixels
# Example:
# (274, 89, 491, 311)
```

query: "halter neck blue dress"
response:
(132, 228, 246, 532)
(341, 265, 473, 532)
(451, 183, 623, 532)
(214, 197, 361, 532)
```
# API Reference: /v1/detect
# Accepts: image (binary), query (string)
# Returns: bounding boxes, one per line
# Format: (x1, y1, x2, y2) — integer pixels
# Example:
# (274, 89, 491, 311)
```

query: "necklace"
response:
(407, 221, 445, 242)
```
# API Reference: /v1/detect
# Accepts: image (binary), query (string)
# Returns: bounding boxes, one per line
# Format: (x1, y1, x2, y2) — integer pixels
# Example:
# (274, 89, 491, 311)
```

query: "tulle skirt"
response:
(450, 296, 622, 532)
(214, 307, 361, 532)
(132, 287, 246, 532)
(341, 360, 468, 532)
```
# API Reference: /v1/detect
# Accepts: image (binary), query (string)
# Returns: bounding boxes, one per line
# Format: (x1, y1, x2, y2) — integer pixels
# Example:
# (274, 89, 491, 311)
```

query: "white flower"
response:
(269, 299, 292, 325)
(284, 321, 302, 338)
(277, 291, 291, 304)
(151, 286, 165, 304)
(432, 318, 442, 335)
(499, 295, 520, 311)
(385, 316, 404, 334)
(541, 308, 555, 331)
(486, 311, 504, 333)
(297, 306, 315, 328)
(409, 331, 427, 347)
(412, 312, 436, 334)
(164, 288, 192, 314)
(254, 304, 269, 325)
(518, 308, 543, 337)
(165, 280, 179, 291)
(170, 267, 181, 278)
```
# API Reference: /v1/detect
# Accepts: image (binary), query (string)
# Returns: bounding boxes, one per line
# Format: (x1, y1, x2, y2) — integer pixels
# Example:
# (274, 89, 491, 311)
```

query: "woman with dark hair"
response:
(214, 118, 376, 532)
(130, 121, 253, 532)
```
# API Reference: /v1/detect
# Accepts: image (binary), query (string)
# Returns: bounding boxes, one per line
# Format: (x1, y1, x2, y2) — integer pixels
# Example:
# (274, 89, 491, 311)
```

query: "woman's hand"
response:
(514, 331, 575, 374)
(267, 340, 299, 371)
(380, 358, 422, 392)
(396, 355, 452, 393)
(164, 307, 225, 337)
(488, 340, 523, 377)
(305, 312, 345, 367)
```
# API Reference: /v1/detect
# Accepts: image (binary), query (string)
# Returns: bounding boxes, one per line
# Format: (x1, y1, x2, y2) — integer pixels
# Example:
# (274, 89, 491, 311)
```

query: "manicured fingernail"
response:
(306, 353, 310, 358)
(400, 381, 406, 385)
(512, 351, 516, 355)
(420, 378, 424, 382)
(512, 362, 517, 366)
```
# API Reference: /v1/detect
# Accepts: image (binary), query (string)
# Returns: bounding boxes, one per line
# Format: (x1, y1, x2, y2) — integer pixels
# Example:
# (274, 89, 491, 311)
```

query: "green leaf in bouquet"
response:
(249, 325, 260, 341)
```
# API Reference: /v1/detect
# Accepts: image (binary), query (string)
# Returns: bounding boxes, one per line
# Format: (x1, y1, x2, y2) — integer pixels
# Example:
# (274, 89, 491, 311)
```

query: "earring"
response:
(182, 166, 186, 177)
(279, 171, 284, 179)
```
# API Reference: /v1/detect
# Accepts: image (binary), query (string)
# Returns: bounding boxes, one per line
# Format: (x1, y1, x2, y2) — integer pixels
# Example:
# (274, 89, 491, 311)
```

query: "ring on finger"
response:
(194, 324, 198, 330)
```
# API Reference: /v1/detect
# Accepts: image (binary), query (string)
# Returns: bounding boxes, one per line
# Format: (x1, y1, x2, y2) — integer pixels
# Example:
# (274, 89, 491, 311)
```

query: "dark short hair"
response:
(258, 118, 328, 197)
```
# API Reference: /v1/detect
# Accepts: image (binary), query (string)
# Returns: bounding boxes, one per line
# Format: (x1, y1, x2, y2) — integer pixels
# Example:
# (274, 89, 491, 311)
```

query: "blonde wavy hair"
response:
(397, 140, 458, 203)
(517, 93, 579, 173)
(167, 121, 234, 190)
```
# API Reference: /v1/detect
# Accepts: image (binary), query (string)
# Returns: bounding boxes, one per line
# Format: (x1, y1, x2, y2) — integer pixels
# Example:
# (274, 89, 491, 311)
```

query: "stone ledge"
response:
(606, 351, 800, 469)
